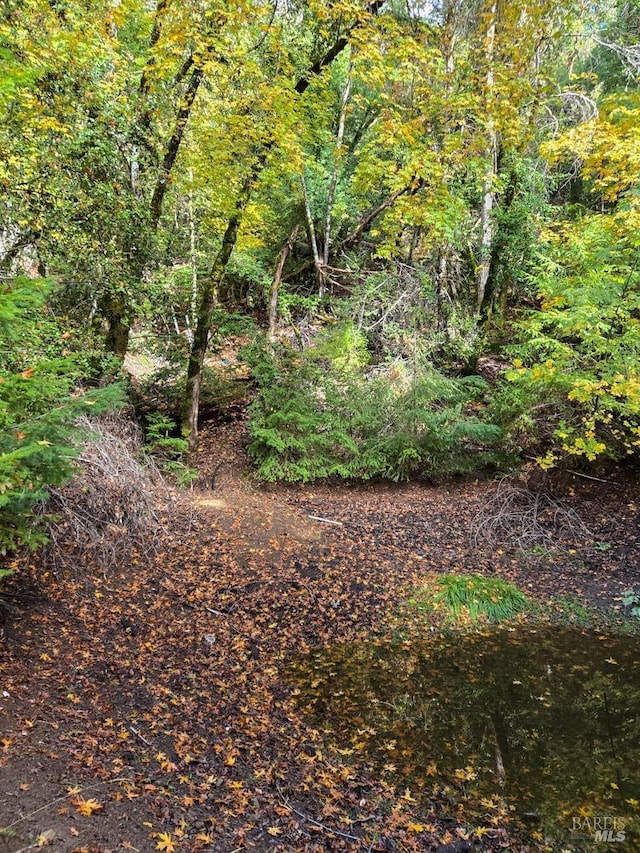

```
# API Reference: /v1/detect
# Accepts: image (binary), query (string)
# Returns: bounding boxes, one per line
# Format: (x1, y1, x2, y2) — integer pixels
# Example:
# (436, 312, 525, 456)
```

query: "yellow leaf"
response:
(407, 823, 425, 832)
(155, 832, 176, 852)
(72, 797, 103, 816)
(36, 829, 56, 847)
(267, 826, 282, 835)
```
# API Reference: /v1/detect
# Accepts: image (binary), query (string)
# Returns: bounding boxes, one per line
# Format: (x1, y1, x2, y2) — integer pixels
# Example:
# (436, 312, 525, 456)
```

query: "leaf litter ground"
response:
(1, 417, 639, 853)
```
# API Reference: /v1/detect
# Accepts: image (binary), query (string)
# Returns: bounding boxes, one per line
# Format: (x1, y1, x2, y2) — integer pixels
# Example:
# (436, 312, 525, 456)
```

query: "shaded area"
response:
(1, 420, 640, 851)
(291, 627, 640, 850)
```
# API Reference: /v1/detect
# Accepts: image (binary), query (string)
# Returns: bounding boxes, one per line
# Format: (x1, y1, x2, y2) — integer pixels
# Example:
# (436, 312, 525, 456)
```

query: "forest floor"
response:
(1, 414, 639, 853)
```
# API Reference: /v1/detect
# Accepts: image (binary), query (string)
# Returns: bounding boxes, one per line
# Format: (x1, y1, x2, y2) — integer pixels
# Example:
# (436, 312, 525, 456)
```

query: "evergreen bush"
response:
(0, 278, 120, 555)
(244, 333, 501, 482)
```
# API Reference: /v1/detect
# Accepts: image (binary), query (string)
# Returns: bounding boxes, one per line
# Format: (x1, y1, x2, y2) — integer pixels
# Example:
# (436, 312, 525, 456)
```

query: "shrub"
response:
(143, 412, 197, 488)
(0, 278, 120, 555)
(500, 215, 640, 468)
(39, 415, 168, 572)
(244, 335, 501, 482)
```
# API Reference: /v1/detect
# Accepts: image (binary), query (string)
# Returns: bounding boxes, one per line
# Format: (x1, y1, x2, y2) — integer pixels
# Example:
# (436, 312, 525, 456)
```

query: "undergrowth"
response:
(244, 333, 501, 482)
(410, 574, 532, 625)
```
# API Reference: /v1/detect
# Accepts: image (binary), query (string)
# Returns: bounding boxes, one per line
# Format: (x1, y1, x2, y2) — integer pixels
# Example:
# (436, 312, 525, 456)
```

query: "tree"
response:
(177, 0, 389, 447)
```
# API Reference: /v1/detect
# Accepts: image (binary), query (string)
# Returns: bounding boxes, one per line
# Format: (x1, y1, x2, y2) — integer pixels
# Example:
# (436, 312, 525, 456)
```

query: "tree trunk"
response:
(476, 0, 498, 315)
(150, 66, 204, 230)
(104, 307, 131, 358)
(323, 69, 352, 267)
(480, 165, 518, 320)
(301, 174, 326, 295)
(268, 225, 299, 343)
(180, 176, 254, 448)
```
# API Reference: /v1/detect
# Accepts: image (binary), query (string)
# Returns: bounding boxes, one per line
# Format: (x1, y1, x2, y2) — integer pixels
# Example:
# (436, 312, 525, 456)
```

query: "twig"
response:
(129, 726, 152, 746)
(204, 605, 227, 617)
(308, 515, 344, 526)
(565, 469, 616, 484)
(523, 456, 616, 484)
(288, 808, 362, 843)
(276, 785, 363, 845)
(204, 604, 241, 633)
(0, 777, 134, 833)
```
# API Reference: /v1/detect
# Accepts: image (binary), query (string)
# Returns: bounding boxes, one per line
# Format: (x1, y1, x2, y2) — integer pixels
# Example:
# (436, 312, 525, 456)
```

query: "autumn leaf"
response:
(155, 832, 176, 852)
(71, 797, 103, 816)
(267, 826, 282, 836)
(35, 830, 56, 847)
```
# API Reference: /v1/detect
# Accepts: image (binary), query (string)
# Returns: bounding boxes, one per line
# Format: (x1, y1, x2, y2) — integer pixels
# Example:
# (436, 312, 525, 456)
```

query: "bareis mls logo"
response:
(572, 816, 626, 843)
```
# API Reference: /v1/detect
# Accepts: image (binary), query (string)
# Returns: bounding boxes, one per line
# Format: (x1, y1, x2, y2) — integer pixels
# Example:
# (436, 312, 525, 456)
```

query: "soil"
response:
(0, 415, 638, 853)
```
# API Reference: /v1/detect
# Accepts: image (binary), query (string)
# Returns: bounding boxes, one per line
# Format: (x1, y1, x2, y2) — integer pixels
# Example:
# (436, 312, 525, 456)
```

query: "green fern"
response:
(245, 339, 501, 483)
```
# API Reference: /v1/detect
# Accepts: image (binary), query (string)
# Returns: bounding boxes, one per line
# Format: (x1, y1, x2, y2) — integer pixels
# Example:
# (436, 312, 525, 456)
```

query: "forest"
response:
(1, 0, 640, 852)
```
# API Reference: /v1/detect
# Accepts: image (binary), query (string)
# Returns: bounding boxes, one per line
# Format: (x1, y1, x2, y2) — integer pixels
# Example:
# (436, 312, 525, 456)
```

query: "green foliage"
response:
(142, 412, 196, 488)
(276, 288, 321, 327)
(430, 574, 531, 624)
(245, 337, 500, 483)
(501, 216, 640, 467)
(144, 412, 190, 459)
(0, 278, 121, 553)
(621, 588, 640, 619)
(310, 321, 369, 370)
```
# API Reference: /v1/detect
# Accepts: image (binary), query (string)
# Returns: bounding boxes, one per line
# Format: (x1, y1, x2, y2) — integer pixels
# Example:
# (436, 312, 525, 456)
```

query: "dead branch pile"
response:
(472, 477, 590, 555)
(38, 414, 169, 573)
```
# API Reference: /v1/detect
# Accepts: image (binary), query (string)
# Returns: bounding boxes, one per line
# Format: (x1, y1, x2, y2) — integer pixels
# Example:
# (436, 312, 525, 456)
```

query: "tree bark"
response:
(301, 174, 326, 294)
(476, 0, 498, 315)
(103, 305, 131, 358)
(150, 66, 204, 230)
(323, 69, 352, 267)
(180, 174, 255, 448)
(268, 225, 299, 342)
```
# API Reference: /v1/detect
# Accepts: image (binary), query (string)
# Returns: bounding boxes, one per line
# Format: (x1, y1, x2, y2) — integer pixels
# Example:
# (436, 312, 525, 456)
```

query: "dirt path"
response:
(0, 419, 638, 853)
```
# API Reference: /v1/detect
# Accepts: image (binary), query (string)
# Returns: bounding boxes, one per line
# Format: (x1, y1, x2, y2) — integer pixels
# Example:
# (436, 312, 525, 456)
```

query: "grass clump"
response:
(429, 573, 531, 624)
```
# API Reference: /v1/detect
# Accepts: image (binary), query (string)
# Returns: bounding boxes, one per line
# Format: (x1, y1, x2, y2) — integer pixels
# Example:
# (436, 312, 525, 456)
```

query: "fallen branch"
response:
(308, 515, 344, 526)
(472, 477, 590, 555)
(129, 726, 152, 746)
